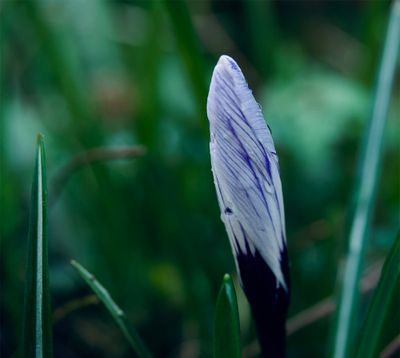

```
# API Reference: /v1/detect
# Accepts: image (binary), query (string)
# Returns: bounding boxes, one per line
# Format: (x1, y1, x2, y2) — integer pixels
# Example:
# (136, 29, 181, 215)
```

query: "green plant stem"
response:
(332, 1, 400, 358)
(70, 260, 152, 358)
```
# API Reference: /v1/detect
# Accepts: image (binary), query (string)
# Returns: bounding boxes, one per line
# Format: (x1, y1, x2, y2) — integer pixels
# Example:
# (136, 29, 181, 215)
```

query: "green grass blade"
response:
(356, 234, 400, 358)
(70, 260, 152, 358)
(164, 0, 208, 131)
(214, 274, 241, 358)
(332, 1, 400, 357)
(22, 134, 53, 358)
(243, 0, 278, 78)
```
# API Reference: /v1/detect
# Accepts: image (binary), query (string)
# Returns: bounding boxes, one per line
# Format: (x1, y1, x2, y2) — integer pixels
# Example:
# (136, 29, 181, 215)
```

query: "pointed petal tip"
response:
(207, 55, 248, 125)
(213, 55, 245, 85)
(216, 55, 239, 71)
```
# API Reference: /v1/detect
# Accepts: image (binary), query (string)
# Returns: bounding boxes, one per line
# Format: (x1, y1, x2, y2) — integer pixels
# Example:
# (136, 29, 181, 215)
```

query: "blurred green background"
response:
(1, 1, 399, 357)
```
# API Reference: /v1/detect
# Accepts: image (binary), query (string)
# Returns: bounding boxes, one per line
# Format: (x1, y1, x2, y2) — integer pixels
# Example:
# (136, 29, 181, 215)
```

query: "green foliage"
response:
(1, 0, 399, 356)
(164, 0, 208, 127)
(214, 274, 241, 358)
(356, 234, 400, 358)
(331, 1, 400, 356)
(22, 135, 53, 358)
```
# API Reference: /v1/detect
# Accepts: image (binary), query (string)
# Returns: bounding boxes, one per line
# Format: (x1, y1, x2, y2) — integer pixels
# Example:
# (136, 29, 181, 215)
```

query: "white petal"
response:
(207, 55, 287, 290)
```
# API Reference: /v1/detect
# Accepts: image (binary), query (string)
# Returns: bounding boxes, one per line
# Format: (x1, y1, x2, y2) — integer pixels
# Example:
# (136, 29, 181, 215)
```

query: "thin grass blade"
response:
(70, 260, 152, 358)
(214, 274, 241, 358)
(356, 234, 400, 358)
(164, 0, 208, 131)
(22, 134, 53, 357)
(332, 1, 400, 357)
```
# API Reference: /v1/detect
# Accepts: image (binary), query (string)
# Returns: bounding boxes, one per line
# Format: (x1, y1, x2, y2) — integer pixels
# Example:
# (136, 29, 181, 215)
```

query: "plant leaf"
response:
(331, 2, 400, 357)
(22, 134, 53, 357)
(164, 0, 208, 130)
(355, 234, 400, 358)
(214, 274, 241, 358)
(70, 260, 152, 358)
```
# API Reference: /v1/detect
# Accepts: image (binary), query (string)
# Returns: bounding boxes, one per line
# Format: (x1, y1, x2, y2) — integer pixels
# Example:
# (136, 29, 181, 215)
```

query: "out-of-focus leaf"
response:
(22, 134, 53, 357)
(164, 0, 208, 131)
(356, 234, 400, 358)
(70, 260, 152, 358)
(244, 0, 277, 78)
(214, 274, 241, 358)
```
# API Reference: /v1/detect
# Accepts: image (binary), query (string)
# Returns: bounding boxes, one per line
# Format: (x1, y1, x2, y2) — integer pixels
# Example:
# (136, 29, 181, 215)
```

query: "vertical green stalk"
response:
(135, 0, 163, 148)
(164, 0, 208, 132)
(214, 274, 241, 358)
(243, 0, 278, 78)
(23, 135, 53, 357)
(332, 1, 400, 357)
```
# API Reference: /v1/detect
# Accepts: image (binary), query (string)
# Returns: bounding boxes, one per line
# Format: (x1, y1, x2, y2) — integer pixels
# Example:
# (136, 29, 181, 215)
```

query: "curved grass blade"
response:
(356, 234, 400, 358)
(70, 260, 152, 358)
(214, 274, 241, 358)
(22, 134, 53, 357)
(331, 1, 400, 357)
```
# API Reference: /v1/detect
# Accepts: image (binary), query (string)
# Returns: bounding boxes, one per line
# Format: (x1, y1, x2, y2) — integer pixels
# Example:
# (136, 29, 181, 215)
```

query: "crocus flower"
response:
(207, 55, 290, 357)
